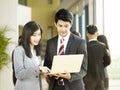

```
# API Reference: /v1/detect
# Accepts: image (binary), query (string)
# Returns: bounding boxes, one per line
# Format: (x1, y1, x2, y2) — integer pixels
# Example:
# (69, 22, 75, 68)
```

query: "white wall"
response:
(18, 5, 31, 26)
(0, 1, 32, 90)
(0, 0, 18, 90)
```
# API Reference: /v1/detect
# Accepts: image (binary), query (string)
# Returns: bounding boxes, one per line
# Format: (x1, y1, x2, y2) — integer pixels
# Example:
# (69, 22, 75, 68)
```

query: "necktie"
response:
(57, 39, 65, 85)
(58, 39, 64, 55)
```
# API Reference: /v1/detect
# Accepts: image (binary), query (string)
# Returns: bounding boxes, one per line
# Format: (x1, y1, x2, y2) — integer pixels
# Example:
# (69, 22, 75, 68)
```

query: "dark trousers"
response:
(84, 75, 105, 90)
(53, 79, 65, 90)
(104, 78, 109, 90)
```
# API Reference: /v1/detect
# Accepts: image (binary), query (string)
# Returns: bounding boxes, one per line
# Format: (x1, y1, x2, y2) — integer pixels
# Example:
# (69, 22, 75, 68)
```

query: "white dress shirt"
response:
(57, 33, 70, 55)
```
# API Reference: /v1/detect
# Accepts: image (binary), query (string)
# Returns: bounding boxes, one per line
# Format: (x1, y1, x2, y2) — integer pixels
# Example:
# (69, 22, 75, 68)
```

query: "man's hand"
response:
(50, 71, 71, 80)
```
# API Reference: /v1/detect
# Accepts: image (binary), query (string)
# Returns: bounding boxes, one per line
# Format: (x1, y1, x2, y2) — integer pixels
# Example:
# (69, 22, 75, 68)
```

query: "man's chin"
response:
(60, 34, 67, 37)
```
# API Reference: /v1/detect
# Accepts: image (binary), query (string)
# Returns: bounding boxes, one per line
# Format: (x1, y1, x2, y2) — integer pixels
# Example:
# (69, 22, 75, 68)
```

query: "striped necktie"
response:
(58, 39, 64, 55)
(58, 39, 65, 83)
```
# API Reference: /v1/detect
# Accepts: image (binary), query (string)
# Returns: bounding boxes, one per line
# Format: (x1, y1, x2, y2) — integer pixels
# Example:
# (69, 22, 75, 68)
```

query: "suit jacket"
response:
(44, 33, 87, 90)
(86, 40, 110, 80)
(13, 46, 42, 90)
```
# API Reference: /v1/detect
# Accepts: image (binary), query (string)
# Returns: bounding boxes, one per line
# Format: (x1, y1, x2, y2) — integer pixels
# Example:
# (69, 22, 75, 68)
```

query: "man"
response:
(44, 8, 87, 90)
(84, 25, 111, 90)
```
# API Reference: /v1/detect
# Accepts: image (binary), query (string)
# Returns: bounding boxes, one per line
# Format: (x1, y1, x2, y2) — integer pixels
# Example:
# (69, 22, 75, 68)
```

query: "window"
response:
(19, 0, 27, 6)
(48, 0, 52, 4)
(47, 26, 53, 39)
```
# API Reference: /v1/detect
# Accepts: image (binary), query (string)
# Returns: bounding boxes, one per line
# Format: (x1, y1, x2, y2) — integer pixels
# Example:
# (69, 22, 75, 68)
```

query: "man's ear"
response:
(86, 32, 89, 37)
(96, 32, 99, 36)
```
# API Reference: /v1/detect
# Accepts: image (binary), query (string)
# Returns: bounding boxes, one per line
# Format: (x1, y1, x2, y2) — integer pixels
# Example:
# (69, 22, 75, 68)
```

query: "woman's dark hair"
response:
(71, 31, 81, 37)
(18, 35, 21, 45)
(55, 8, 73, 24)
(86, 25, 98, 34)
(20, 21, 43, 58)
(97, 35, 109, 49)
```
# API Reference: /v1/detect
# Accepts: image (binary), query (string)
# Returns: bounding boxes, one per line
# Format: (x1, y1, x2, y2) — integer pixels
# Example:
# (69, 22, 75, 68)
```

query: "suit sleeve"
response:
(69, 39, 88, 82)
(103, 49, 111, 67)
(43, 40, 53, 69)
(13, 46, 40, 79)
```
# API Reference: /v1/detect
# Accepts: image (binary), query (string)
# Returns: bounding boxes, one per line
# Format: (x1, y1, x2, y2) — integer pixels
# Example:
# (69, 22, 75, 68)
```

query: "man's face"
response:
(55, 20, 72, 37)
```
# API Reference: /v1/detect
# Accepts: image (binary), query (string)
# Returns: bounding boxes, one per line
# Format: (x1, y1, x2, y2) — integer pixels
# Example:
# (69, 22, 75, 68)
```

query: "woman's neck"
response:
(30, 44, 34, 50)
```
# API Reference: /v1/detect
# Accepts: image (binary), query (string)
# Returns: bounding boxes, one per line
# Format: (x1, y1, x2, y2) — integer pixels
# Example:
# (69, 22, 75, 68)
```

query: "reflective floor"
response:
(109, 79, 120, 90)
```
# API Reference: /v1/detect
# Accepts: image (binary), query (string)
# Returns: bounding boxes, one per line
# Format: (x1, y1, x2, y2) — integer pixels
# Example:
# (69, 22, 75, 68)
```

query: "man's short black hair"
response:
(86, 25, 98, 34)
(55, 8, 73, 24)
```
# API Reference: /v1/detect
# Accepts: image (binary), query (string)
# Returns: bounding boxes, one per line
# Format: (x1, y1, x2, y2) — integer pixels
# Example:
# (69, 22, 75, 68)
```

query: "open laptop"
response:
(49, 54, 84, 74)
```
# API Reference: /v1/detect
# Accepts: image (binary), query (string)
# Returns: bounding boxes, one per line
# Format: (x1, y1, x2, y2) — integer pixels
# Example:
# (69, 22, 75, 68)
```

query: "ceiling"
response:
(57, 0, 88, 15)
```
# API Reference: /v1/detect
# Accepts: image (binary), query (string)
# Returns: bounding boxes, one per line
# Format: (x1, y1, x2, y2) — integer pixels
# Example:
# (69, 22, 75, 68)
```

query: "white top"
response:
(31, 49, 40, 65)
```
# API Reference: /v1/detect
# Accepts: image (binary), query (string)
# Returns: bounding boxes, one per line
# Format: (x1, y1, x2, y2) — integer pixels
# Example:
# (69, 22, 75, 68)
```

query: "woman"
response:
(13, 21, 50, 90)
(97, 35, 111, 90)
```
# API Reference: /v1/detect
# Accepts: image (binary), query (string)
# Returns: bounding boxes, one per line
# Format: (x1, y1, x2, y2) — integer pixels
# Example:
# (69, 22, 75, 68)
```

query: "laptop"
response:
(49, 54, 84, 74)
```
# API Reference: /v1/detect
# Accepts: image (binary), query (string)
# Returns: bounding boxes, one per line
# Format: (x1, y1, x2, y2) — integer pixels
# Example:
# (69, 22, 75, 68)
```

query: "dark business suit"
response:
(83, 40, 110, 90)
(44, 33, 87, 90)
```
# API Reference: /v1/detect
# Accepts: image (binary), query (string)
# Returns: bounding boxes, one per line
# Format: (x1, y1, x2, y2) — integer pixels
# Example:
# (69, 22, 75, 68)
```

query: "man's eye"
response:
(32, 34, 36, 36)
(59, 25, 62, 27)
(65, 25, 69, 28)
(38, 34, 41, 36)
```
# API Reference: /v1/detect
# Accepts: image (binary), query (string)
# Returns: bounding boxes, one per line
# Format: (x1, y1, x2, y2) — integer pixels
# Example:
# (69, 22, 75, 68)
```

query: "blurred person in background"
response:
(84, 25, 111, 90)
(71, 30, 81, 37)
(97, 35, 111, 90)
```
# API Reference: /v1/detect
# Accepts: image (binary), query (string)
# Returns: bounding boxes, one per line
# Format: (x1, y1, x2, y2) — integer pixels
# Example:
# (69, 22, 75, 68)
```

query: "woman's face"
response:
(30, 29, 41, 47)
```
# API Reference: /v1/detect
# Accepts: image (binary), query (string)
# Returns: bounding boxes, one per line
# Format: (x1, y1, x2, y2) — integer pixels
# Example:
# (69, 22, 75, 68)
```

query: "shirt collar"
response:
(89, 39, 97, 42)
(58, 32, 70, 41)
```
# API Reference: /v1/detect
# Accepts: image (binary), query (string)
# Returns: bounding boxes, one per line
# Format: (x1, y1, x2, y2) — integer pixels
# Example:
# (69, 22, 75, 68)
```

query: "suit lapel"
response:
(65, 33, 74, 54)
(53, 36, 58, 55)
